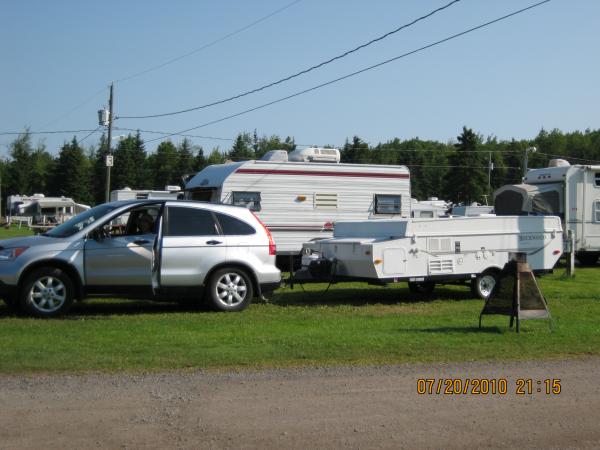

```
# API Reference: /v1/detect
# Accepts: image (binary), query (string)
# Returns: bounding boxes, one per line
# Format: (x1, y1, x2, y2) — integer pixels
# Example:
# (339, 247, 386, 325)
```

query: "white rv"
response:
(12, 196, 90, 225)
(299, 215, 563, 299)
(110, 186, 183, 202)
(184, 148, 411, 256)
(494, 159, 600, 264)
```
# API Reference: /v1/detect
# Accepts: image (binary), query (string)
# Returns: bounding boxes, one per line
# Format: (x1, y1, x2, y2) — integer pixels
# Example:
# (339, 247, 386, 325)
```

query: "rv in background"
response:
(6, 194, 90, 225)
(110, 186, 183, 202)
(451, 203, 494, 217)
(494, 159, 600, 265)
(184, 148, 411, 260)
(410, 197, 449, 218)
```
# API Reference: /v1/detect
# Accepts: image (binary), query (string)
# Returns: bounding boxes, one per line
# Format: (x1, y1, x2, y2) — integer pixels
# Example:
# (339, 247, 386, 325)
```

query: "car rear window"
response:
(215, 212, 256, 235)
(165, 206, 218, 236)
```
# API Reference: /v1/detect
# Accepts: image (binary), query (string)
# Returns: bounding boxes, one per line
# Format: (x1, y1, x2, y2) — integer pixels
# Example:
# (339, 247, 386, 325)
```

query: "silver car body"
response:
(0, 200, 280, 305)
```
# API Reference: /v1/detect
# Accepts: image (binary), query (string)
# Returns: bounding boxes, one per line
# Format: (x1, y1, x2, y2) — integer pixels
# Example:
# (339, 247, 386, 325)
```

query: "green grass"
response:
(0, 225, 34, 239)
(0, 266, 598, 373)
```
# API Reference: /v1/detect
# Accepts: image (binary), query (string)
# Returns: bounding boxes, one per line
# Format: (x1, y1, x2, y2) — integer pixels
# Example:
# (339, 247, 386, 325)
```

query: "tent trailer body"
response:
(300, 215, 563, 297)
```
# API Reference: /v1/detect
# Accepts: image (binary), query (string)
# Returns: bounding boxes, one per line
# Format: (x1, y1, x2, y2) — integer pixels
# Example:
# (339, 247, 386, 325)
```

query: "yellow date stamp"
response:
(416, 378, 561, 395)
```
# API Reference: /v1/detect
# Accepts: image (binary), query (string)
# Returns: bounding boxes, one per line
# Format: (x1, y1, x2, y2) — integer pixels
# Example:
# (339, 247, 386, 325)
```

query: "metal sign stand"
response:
(479, 253, 551, 333)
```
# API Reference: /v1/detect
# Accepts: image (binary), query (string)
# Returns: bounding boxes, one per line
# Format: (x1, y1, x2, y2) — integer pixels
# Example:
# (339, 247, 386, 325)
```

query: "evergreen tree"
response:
(177, 138, 196, 183)
(446, 127, 487, 204)
(53, 137, 92, 204)
(112, 132, 148, 190)
(341, 136, 370, 163)
(150, 141, 179, 189)
(6, 131, 35, 195)
(192, 145, 207, 172)
(228, 133, 254, 160)
(206, 148, 225, 165)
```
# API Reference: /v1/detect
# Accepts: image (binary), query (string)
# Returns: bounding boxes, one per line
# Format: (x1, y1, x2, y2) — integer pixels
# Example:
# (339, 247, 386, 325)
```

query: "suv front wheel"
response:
(19, 267, 74, 318)
(206, 268, 253, 312)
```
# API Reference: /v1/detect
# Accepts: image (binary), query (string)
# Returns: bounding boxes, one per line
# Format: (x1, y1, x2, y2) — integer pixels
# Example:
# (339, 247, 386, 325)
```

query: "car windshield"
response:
(43, 203, 121, 238)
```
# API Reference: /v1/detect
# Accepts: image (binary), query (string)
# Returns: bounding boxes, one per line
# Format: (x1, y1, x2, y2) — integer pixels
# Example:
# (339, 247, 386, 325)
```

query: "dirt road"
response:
(1, 358, 599, 449)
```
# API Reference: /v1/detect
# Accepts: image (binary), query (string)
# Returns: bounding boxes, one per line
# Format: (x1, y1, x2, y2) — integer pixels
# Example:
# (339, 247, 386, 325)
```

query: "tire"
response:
(205, 268, 253, 312)
(576, 252, 599, 266)
(407, 281, 435, 295)
(471, 271, 499, 300)
(19, 267, 74, 318)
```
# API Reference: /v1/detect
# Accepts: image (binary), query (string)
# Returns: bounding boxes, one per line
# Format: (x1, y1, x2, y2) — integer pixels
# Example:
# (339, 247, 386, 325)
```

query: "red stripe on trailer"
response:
(235, 168, 409, 179)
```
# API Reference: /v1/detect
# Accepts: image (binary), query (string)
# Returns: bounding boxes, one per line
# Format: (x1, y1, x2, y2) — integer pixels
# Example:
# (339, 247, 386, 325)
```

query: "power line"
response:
(78, 126, 103, 144)
(37, 86, 107, 131)
(145, 0, 552, 143)
(117, 0, 462, 120)
(115, 0, 304, 84)
(0, 129, 99, 136)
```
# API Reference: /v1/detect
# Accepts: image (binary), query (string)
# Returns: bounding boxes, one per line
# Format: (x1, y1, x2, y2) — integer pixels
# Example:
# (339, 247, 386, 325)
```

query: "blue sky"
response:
(1, 0, 599, 156)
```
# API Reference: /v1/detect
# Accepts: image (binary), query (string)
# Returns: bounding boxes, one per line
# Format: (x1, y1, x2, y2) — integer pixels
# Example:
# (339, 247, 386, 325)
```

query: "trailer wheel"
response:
(576, 252, 599, 266)
(407, 281, 435, 295)
(471, 271, 499, 300)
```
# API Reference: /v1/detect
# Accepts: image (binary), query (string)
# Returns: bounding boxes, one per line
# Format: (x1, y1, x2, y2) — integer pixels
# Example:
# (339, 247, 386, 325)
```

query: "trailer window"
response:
(374, 194, 401, 214)
(595, 200, 600, 223)
(595, 173, 600, 187)
(232, 192, 261, 211)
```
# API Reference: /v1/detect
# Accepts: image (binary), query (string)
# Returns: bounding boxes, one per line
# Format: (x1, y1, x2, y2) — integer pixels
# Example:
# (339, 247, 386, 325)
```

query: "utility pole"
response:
(104, 83, 114, 203)
(487, 152, 493, 193)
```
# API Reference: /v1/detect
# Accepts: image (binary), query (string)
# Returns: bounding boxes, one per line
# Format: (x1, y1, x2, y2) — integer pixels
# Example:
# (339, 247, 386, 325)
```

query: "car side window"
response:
(165, 206, 218, 236)
(215, 212, 256, 235)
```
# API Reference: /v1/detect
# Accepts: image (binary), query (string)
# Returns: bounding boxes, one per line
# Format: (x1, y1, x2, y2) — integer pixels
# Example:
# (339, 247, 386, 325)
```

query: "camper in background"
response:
(494, 159, 600, 265)
(184, 147, 411, 266)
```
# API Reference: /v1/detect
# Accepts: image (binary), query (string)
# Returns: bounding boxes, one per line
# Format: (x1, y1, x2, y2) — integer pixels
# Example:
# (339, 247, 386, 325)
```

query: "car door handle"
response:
(134, 239, 150, 245)
(206, 240, 222, 245)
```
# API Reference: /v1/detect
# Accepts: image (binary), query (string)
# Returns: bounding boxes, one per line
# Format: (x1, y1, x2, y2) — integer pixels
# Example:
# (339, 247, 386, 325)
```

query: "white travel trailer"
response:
(110, 186, 183, 202)
(185, 148, 411, 256)
(7, 194, 90, 224)
(494, 159, 600, 264)
(299, 215, 563, 299)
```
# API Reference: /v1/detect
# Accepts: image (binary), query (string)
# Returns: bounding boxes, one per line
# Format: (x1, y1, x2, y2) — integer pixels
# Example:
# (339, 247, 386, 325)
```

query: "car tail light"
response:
(251, 212, 276, 256)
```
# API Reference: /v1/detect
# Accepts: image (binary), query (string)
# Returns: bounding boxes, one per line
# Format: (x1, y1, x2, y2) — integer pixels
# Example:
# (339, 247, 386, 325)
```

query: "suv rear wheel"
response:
(19, 267, 74, 318)
(206, 268, 253, 312)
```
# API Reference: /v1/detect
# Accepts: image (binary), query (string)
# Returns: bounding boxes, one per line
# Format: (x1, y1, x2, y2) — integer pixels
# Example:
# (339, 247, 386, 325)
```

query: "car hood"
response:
(0, 235, 72, 249)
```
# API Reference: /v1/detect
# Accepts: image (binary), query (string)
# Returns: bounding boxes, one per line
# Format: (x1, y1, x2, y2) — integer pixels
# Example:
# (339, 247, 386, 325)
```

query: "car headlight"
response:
(0, 247, 29, 261)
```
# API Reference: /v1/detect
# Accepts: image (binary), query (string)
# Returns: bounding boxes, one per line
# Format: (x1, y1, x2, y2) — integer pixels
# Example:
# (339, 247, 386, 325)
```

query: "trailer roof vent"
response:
(260, 150, 289, 162)
(548, 159, 570, 167)
(288, 147, 341, 163)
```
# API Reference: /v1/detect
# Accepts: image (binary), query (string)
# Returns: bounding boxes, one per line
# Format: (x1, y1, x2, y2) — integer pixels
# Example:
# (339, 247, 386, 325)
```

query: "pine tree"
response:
(228, 133, 254, 160)
(446, 127, 487, 204)
(54, 137, 92, 204)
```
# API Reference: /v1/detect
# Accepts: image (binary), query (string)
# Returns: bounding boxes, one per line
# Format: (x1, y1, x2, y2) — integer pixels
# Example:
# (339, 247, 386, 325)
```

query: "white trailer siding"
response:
(186, 160, 410, 254)
(305, 216, 563, 281)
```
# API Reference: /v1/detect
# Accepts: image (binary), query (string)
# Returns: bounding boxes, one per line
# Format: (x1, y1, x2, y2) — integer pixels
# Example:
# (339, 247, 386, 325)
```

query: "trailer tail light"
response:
(553, 250, 561, 255)
(251, 212, 276, 256)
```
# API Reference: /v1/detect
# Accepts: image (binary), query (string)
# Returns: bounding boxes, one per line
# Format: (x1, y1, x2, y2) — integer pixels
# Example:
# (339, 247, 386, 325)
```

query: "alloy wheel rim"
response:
(215, 273, 247, 307)
(479, 275, 496, 298)
(29, 276, 66, 313)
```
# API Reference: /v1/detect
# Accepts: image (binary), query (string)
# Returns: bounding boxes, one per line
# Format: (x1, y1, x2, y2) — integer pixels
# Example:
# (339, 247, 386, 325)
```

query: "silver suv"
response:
(0, 200, 281, 317)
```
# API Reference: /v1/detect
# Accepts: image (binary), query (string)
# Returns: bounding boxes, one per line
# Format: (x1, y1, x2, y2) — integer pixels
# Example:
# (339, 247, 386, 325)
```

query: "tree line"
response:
(2, 126, 599, 208)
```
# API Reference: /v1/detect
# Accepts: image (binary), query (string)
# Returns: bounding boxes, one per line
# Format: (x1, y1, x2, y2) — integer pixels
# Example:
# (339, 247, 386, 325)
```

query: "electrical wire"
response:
(0, 129, 100, 136)
(117, 0, 462, 120)
(115, 0, 304, 83)
(78, 126, 103, 144)
(144, 0, 553, 143)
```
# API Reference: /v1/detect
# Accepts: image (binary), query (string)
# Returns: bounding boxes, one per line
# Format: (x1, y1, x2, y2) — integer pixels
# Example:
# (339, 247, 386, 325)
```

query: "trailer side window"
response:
(374, 194, 401, 214)
(232, 192, 261, 211)
(595, 173, 600, 187)
(594, 200, 600, 223)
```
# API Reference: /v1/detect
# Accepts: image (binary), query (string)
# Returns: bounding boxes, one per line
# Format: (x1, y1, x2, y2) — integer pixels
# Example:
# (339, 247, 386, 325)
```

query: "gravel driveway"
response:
(1, 358, 599, 449)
